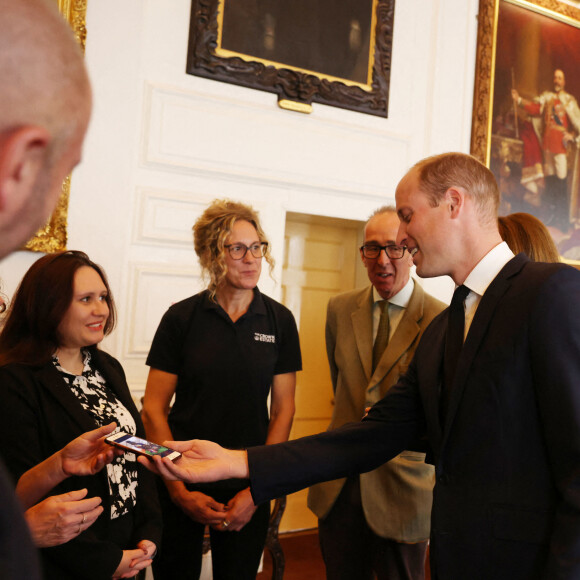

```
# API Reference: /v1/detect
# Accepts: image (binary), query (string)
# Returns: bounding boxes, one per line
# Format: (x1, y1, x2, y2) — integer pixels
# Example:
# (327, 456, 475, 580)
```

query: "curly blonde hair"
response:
(193, 199, 275, 300)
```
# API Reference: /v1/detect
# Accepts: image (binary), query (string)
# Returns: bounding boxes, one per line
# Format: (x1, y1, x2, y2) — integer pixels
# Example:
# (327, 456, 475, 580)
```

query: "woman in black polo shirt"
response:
(142, 199, 302, 580)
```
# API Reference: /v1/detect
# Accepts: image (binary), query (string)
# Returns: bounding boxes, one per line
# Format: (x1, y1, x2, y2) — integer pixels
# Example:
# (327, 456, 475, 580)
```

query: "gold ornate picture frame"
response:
(471, 0, 580, 263)
(24, 0, 87, 253)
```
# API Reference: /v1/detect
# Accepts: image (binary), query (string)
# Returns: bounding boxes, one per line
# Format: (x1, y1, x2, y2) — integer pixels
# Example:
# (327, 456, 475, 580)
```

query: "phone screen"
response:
(108, 433, 181, 459)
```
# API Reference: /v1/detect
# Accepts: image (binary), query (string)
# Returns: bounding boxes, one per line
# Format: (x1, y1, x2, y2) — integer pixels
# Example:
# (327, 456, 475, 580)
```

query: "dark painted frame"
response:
(186, 0, 395, 117)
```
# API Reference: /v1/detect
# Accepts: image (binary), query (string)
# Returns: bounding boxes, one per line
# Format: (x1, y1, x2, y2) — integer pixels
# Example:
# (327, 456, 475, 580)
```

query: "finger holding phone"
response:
(110, 432, 227, 527)
(105, 432, 181, 461)
(60, 422, 122, 476)
(16, 422, 119, 511)
(137, 439, 249, 483)
(107, 432, 232, 530)
(16, 423, 123, 548)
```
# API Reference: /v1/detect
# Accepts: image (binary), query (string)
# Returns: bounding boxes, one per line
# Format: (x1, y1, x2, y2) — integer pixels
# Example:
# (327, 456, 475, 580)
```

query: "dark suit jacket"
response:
(247, 255, 580, 579)
(0, 460, 41, 579)
(0, 349, 162, 580)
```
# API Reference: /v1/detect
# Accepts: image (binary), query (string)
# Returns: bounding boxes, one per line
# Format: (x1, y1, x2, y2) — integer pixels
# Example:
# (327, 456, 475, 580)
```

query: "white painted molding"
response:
(141, 82, 412, 197)
(133, 187, 210, 247)
(124, 262, 202, 357)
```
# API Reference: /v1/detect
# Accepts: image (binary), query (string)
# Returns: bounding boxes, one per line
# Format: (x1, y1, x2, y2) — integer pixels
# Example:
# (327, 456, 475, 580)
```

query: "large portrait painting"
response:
(471, 0, 580, 261)
(187, 0, 395, 117)
(24, 0, 87, 253)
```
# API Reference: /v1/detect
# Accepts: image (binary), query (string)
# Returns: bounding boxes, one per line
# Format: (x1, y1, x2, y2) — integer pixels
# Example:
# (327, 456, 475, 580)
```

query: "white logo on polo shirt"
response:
(254, 332, 275, 343)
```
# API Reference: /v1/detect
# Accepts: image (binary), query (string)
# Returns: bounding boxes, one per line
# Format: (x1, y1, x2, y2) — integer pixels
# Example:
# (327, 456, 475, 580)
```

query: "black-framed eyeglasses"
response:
(360, 244, 407, 260)
(224, 242, 268, 260)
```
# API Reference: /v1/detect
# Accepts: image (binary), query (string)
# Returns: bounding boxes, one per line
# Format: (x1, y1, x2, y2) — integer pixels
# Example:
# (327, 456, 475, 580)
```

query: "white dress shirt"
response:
(372, 277, 415, 342)
(461, 242, 515, 338)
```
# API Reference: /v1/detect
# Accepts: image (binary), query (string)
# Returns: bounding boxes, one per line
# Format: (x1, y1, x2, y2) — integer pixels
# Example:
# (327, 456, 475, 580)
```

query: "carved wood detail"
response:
(187, 0, 395, 118)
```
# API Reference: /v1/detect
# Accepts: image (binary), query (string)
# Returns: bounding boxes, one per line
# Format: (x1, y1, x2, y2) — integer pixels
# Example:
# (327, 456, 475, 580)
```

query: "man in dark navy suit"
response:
(144, 152, 580, 580)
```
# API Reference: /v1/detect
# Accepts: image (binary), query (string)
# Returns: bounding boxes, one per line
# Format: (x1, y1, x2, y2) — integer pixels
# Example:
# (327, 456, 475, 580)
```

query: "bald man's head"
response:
(0, 0, 92, 259)
(0, 0, 91, 137)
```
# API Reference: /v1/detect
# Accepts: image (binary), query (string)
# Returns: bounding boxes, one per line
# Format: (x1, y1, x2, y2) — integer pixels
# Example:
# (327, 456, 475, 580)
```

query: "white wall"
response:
(0, 0, 478, 399)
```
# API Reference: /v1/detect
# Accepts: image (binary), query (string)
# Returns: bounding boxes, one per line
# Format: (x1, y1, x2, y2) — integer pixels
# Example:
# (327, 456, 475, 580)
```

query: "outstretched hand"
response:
(60, 422, 120, 477)
(137, 439, 248, 484)
(16, 422, 123, 511)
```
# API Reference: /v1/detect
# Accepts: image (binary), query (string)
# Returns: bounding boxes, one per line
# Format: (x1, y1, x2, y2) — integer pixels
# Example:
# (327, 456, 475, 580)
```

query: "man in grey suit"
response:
(308, 206, 444, 580)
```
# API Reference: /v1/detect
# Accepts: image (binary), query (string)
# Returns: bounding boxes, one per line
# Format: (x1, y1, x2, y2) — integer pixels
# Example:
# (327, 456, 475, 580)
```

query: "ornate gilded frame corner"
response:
(24, 0, 87, 253)
(470, 0, 498, 166)
(471, 0, 580, 263)
(57, 0, 87, 50)
(470, 0, 580, 166)
(187, 0, 395, 118)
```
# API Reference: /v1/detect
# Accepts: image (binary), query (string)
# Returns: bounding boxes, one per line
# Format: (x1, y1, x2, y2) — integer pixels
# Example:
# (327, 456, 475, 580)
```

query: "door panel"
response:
(280, 214, 364, 532)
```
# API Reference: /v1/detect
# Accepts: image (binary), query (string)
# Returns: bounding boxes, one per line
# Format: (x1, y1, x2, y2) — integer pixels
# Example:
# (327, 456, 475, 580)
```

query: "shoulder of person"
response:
(0, 359, 51, 379)
(538, 90, 555, 100)
(420, 287, 447, 314)
(164, 292, 205, 315)
(0, 361, 57, 400)
(519, 258, 573, 282)
(494, 258, 579, 309)
(89, 348, 125, 377)
(561, 91, 579, 105)
(258, 290, 295, 318)
(155, 292, 208, 331)
(328, 286, 370, 309)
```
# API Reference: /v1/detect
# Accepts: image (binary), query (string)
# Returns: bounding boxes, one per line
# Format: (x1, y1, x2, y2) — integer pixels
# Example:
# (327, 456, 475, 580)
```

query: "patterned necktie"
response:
(372, 300, 390, 372)
(441, 285, 470, 417)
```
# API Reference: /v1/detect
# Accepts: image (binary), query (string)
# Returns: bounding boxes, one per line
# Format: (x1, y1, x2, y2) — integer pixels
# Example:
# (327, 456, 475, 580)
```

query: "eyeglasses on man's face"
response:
(224, 242, 268, 260)
(360, 244, 407, 260)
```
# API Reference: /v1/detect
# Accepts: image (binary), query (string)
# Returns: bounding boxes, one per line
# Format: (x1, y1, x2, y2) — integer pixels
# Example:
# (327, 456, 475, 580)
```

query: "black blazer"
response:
(247, 255, 580, 579)
(0, 349, 162, 580)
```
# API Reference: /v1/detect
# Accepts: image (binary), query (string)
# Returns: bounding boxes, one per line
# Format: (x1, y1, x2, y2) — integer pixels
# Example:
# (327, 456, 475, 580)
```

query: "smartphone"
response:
(105, 432, 182, 461)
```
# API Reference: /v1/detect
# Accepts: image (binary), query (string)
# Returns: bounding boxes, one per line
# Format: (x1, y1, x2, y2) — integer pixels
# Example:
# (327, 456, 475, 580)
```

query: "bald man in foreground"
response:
(0, 0, 93, 577)
(143, 152, 580, 579)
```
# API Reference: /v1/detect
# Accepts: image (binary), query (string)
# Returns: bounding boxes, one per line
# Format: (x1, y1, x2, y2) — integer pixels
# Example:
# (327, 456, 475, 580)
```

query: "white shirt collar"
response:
(372, 277, 414, 308)
(462, 242, 514, 298)
(460, 242, 514, 337)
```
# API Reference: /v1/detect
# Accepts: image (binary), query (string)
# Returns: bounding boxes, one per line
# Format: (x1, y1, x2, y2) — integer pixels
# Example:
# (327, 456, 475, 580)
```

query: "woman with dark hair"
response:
(142, 199, 302, 579)
(0, 251, 161, 579)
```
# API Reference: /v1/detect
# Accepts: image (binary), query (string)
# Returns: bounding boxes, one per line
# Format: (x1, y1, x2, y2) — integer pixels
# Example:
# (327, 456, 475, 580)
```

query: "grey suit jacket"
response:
(308, 281, 445, 541)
